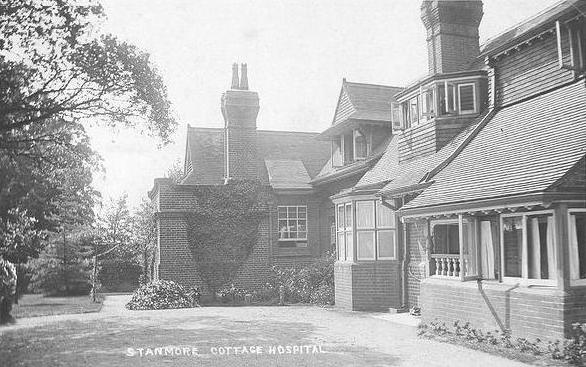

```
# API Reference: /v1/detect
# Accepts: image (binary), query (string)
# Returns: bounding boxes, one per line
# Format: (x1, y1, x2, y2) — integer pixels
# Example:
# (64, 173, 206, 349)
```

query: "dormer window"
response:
(557, 19, 586, 73)
(354, 130, 368, 160)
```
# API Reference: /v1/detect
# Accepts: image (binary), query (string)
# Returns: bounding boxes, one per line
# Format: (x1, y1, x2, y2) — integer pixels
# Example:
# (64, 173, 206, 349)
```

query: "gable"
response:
(332, 87, 356, 126)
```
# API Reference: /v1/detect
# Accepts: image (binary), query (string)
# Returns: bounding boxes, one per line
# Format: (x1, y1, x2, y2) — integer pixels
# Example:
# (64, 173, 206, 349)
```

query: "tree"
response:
(131, 199, 157, 283)
(29, 228, 95, 296)
(0, 1, 177, 151)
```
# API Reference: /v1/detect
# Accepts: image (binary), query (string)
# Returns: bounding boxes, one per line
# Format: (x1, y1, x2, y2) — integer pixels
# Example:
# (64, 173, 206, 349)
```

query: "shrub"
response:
(272, 250, 335, 306)
(216, 283, 247, 303)
(99, 259, 142, 292)
(126, 280, 193, 310)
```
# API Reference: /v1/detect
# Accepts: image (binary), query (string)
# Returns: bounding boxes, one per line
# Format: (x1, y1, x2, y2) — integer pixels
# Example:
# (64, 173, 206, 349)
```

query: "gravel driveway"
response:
(0, 295, 531, 366)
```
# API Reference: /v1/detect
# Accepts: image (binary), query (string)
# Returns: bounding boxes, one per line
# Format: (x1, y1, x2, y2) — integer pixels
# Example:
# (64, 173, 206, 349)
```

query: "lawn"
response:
(12, 294, 104, 318)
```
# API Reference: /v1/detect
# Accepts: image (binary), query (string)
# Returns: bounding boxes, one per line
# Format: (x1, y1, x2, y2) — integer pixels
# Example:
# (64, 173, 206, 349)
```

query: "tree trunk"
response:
(90, 255, 97, 302)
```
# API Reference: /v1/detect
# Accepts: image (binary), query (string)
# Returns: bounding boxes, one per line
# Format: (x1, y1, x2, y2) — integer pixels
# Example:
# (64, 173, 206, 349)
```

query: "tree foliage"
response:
(0, 0, 176, 148)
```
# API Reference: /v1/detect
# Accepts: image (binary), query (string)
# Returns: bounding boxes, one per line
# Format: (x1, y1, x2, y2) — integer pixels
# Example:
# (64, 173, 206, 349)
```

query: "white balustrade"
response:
(431, 255, 460, 278)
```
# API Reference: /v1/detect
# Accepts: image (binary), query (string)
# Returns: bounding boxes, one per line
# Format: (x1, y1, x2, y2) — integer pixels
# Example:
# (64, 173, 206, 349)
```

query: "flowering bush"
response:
(126, 280, 193, 310)
(419, 320, 586, 366)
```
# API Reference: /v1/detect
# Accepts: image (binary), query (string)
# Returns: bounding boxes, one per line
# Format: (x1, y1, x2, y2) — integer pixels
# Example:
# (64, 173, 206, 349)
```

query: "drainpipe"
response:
(400, 196, 408, 310)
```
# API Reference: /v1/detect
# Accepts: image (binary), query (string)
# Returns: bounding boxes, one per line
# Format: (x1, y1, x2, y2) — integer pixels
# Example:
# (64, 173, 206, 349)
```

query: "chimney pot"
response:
(231, 63, 239, 89)
(240, 63, 249, 90)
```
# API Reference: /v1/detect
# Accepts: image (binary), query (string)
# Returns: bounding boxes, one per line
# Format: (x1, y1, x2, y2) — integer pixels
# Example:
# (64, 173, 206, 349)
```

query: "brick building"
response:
(151, 0, 586, 340)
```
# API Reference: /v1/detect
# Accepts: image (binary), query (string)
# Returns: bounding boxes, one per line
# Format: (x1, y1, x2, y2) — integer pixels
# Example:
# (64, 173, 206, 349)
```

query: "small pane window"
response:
(345, 204, 352, 228)
(277, 205, 308, 244)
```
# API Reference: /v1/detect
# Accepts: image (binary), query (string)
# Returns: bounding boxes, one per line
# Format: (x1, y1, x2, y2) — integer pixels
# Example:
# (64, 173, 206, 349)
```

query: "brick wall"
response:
(420, 278, 586, 340)
(335, 261, 402, 312)
(406, 220, 428, 307)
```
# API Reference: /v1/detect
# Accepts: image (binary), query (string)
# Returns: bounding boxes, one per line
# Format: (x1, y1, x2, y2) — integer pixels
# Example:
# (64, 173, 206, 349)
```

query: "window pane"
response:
(480, 221, 497, 279)
(357, 231, 375, 260)
(278, 206, 287, 218)
(356, 201, 375, 229)
(345, 204, 352, 228)
(462, 221, 478, 277)
(297, 220, 306, 232)
(378, 230, 395, 259)
(278, 220, 288, 239)
(432, 223, 459, 254)
(346, 232, 353, 261)
(355, 132, 367, 159)
(288, 207, 297, 217)
(376, 201, 395, 228)
(459, 84, 475, 112)
(337, 205, 344, 230)
(527, 215, 555, 280)
(337, 233, 345, 260)
(298, 231, 307, 240)
(570, 213, 586, 279)
(298, 206, 306, 219)
(503, 217, 523, 277)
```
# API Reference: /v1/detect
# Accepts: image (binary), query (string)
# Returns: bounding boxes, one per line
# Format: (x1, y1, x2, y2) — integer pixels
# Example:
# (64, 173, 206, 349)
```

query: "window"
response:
(336, 203, 353, 261)
(501, 212, 556, 283)
(332, 137, 342, 167)
(409, 96, 419, 126)
(354, 130, 368, 160)
(343, 133, 354, 165)
(458, 83, 476, 113)
(354, 200, 396, 260)
(278, 206, 307, 247)
(557, 19, 586, 73)
(569, 209, 586, 284)
(430, 217, 478, 279)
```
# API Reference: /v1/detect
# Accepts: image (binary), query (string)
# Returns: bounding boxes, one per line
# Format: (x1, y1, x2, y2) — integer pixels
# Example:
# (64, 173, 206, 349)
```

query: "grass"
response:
(12, 294, 104, 318)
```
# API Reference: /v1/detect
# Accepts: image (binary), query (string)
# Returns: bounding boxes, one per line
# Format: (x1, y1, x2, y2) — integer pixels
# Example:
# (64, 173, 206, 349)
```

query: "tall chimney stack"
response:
(221, 63, 259, 182)
(421, 0, 484, 74)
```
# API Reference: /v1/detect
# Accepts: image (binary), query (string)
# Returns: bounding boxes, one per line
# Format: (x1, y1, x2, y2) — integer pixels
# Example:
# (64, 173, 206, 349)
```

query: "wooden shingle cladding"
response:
(492, 28, 577, 107)
(401, 80, 586, 213)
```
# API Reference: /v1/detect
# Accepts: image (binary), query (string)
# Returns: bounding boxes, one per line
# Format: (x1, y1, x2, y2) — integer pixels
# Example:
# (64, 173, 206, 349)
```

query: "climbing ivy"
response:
(186, 180, 269, 293)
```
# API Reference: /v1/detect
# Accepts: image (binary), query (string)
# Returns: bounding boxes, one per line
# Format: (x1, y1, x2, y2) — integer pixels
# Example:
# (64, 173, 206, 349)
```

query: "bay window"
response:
(278, 206, 307, 248)
(500, 212, 556, 283)
(336, 200, 396, 262)
(569, 209, 586, 284)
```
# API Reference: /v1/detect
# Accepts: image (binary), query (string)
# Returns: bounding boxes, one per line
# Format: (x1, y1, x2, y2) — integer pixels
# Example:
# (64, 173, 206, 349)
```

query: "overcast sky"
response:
(88, 0, 560, 207)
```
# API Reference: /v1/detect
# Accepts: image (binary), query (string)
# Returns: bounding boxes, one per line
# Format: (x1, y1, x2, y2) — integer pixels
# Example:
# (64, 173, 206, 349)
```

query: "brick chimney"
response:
(221, 63, 260, 182)
(421, 0, 484, 74)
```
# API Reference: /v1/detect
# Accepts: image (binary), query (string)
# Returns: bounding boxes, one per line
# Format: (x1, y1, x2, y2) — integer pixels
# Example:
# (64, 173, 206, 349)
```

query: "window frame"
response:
(277, 205, 308, 244)
(457, 83, 477, 114)
(336, 203, 353, 262)
(499, 210, 557, 286)
(569, 208, 586, 286)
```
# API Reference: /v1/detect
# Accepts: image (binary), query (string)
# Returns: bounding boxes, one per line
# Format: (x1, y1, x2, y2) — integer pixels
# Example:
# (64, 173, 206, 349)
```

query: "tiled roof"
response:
(403, 80, 586, 210)
(480, 0, 586, 57)
(181, 127, 330, 187)
(265, 160, 312, 190)
(182, 127, 224, 185)
(331, 81, 403, 126)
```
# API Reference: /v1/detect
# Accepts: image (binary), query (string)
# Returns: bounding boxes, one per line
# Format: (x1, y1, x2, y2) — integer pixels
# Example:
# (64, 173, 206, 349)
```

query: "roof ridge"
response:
(480, 0, 580, 53)
(344, 80, 404, 90)
(187, 126, 223, 131)
(258, 129, 321, 135)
